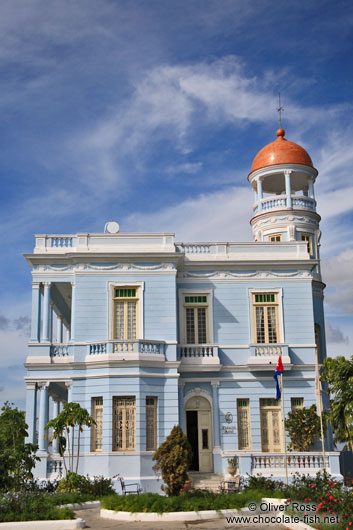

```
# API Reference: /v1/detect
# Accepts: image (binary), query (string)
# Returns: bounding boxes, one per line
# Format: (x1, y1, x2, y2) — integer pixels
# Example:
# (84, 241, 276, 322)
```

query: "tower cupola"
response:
(248, 129, 320, 260)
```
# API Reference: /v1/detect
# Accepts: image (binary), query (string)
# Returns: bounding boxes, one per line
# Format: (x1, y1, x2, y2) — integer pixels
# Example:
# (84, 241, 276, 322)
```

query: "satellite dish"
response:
(104, 221, 120, 234)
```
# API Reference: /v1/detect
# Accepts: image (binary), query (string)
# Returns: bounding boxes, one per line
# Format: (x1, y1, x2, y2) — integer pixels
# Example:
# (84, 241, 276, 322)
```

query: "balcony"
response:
(177, 344, 220, 368)
(87, 339, 165, 361)
(251, 452, 331, 476)
(248, 344, 290, 369)
(253, 194, 316, 215)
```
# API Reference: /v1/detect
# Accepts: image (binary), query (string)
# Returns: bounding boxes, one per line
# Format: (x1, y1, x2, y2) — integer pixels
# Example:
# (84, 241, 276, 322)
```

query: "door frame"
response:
(184, 390, 213, 472)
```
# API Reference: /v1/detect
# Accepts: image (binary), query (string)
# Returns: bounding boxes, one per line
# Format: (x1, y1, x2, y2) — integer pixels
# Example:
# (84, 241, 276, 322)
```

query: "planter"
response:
(227, 465, 238, 477)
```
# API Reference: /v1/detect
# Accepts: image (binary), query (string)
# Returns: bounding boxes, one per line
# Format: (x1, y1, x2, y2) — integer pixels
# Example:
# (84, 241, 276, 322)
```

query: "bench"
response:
(115, 474, 142, 495)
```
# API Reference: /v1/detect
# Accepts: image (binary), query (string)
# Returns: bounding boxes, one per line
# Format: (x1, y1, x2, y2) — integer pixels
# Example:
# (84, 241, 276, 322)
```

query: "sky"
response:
(0, 0, 352, 410)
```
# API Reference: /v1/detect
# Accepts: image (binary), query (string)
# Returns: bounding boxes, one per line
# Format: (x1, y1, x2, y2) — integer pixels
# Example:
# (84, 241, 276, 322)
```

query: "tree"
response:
(152, 425, 192, 496)
(0, 402, 39, 490)
(284, 404, 323, 451)
(45, 402, 95, 474)
(321, 355, 353, 451)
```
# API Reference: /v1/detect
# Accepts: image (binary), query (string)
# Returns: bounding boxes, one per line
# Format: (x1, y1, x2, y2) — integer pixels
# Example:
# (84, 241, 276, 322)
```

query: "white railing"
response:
(177, 344, 220, 365)
(50, 344, 70, 357)
(252, 453, 329, 470)
(89, 340, 164, 356)
(253, 195, 316, 214)
(47, 458, 64, 476)
(50, 236, 73, 248)
(177, 244, 211, 254)
(254, 344, 283, 357)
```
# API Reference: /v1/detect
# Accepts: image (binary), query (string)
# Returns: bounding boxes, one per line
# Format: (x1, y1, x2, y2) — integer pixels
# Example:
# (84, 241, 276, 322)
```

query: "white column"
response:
(70, 282, 76, 342)
(25, 383, 37, 444)
(52, 399, 60, 453)
(30, 283, 41, 342)
(257, 179, 263, 211)
(285, 171, 292, 208)
(49, 303, 54, 343)
(65, 381, 73, 403)
(253, 189, 258, 202)
(178, 382, 185, 432)
(308, 178, 315, 199)
(57, 315, 63, 343)
(211, 382, 221, 448)
(42, 282, 51, 342)
(38, 383, 49, 453)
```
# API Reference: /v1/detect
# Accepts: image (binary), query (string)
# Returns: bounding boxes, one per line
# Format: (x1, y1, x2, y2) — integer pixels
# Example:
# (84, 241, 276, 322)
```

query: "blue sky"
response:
(0, 0, 352, 409)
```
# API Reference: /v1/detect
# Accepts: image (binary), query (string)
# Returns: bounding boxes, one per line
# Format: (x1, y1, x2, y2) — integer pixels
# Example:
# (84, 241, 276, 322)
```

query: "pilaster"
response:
(42, 282, 51, 342)
(37, 382, 49, 453)
(30, 282, 41, 342)
(211, 381, 221, 448)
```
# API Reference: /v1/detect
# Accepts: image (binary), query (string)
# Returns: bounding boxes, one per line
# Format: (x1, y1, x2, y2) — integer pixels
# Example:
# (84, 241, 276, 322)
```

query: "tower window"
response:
(300, 233, 313, 256)
(269, 234, 282, 242)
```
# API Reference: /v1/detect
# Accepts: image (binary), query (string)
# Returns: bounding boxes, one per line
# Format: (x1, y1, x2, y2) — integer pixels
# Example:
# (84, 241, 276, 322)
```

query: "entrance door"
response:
(260, 400, 282, 452)
(185, 396, 213, 472)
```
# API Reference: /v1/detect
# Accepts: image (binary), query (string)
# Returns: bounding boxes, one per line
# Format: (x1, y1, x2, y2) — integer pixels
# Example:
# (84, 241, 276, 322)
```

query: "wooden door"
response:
(260, 409, 282, 452)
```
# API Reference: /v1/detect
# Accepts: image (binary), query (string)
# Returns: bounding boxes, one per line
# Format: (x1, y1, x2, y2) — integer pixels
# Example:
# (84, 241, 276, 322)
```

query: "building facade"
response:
(24, 128, 340, 489)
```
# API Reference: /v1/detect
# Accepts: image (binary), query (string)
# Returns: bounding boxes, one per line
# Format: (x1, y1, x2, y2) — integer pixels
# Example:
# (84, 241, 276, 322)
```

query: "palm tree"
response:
(46, 403, 96, 474)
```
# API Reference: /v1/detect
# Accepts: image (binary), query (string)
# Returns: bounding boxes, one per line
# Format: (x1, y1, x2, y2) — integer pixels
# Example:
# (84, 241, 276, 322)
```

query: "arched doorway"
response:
(185, 396, 213, 472)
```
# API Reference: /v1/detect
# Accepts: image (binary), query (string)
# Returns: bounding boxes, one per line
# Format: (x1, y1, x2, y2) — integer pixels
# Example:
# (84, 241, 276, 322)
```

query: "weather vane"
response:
(277, 92, 284, 128)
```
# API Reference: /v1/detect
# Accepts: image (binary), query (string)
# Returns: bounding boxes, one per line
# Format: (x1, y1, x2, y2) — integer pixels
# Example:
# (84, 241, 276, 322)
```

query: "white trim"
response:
(248, 288, 284, 344)
(107, 281, 144, 340)
(178, 288, 214, 344)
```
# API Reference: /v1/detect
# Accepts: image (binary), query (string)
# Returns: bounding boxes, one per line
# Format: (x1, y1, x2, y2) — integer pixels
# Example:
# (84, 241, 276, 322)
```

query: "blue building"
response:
(24, 128, 340, 489)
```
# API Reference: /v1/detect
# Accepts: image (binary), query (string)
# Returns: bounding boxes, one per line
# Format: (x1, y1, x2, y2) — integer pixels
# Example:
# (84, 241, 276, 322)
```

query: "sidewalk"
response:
(76, 507, 290, 529)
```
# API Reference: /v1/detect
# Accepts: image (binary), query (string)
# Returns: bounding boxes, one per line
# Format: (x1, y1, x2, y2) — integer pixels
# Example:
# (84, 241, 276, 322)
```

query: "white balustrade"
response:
(178, 244, 211, 254)
(90, 343, 107, 354)
(252, 453, 329, 470)
(88, 340, 164, 355)
(292, 196, 316, 210)
(47, 458, 64, 476)
(50, 344, 69, 357)
(178, 344, 218, 360)
(254, 344, 283, 357)
(253, 195, 316, 214)
(113, 341, 135, 353)
(50, 237, 73, 248)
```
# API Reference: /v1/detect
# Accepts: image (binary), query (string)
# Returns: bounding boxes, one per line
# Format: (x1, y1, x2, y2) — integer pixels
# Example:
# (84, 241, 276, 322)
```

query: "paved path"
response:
(76, 508, 290, 530)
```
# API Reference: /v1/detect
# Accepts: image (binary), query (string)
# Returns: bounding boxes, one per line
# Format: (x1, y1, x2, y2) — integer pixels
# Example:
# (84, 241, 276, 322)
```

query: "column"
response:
(253, 189, 258, 203)
(30, 283, 41, 342)
(284, 170, 292, 208)
(308, 178, 315, 199)
(38, 383, 49, 453)
(57, 315, 63, 343)
(65, 381, 73, 403)
(25, 383, 37, 444)
(49, 303, 54, 343)
(257, 179, 263, 212)
(70, 282, 76, 342)
(211, 382, 221, 448)
(52, 399, 60, 453)
(178, 382, 185, 432)
(42, 282, 51, 342)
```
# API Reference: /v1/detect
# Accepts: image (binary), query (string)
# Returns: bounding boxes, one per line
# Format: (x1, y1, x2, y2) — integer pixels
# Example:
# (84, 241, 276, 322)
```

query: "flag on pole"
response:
(274, 355, 284, 400)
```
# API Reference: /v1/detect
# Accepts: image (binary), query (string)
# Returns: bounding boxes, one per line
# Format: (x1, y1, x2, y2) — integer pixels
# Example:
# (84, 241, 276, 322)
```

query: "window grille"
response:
(146, 397, 157, 451)
(114, 288, 138, 340)
(253, 293, 278, 343)
(92, 397, 103, 451)
(184, 295, 208, 344)
(237, 399, 251, 450)
(113, 397, 136, 451)
(291, 397, 304, 411)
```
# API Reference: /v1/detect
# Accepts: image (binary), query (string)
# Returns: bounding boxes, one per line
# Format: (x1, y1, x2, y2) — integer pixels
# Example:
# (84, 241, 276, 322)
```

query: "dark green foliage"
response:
(285, 405, 323, 451)
(152, 425, 192, 496)
(0, 402, 39, 491)
(0, 491, 74, 522)
(243, 473, 282, 491)
(321, 355, 353, 450)
(101, 489, 269, 513)
(56, 472, 114, 496)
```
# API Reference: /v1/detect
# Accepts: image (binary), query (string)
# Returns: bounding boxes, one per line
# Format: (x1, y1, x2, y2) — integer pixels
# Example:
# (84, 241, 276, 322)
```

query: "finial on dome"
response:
(276, 128, 285, 137)
(277, 92, 284, 128)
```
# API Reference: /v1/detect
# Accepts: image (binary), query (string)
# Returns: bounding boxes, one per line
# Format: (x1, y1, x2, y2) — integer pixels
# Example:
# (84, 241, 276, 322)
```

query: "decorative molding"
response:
(179, 270, 312, 279)
(35, 262, 176, 273)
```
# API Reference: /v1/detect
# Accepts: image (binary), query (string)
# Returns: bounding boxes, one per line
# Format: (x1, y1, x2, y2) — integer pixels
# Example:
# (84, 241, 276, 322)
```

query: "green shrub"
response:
(152, 425, 192, 496)
(101, 489, 269, 513)
(285, 405, 323, 451)
(56, 472, 114, 496)
(0, 491, 74, 522)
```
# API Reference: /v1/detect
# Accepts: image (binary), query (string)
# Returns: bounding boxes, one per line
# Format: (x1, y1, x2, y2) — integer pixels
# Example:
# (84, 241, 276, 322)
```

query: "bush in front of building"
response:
(152, 425, 192, 496)
(56, 472, 115, 496)
(285, 405, 324, 451)
(0, 490, 75, 522)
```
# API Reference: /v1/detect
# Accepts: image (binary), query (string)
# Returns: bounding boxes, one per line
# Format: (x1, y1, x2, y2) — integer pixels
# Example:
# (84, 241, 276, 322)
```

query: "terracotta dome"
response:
(250, 129, 313, 173)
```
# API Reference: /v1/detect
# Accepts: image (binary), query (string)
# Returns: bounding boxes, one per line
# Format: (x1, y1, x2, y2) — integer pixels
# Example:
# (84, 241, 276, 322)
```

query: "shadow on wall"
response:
(340, 450, 353, 479)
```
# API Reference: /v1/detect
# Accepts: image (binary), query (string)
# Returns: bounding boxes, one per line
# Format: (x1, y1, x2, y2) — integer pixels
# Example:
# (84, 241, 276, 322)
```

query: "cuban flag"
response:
(273, 355, 284, 401)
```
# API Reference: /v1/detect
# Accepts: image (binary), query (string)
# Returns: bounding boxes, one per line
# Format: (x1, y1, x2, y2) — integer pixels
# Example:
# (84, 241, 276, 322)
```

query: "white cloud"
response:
(325, 319, 349, 344)
(125, 185, 253, 242)
(321, 249, 353, 315)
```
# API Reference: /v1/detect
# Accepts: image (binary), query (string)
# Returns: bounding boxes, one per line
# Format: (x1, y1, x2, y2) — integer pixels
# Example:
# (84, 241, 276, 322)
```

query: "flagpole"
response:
(281, 373, 289, 485)
(315, 347, 327, 472)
